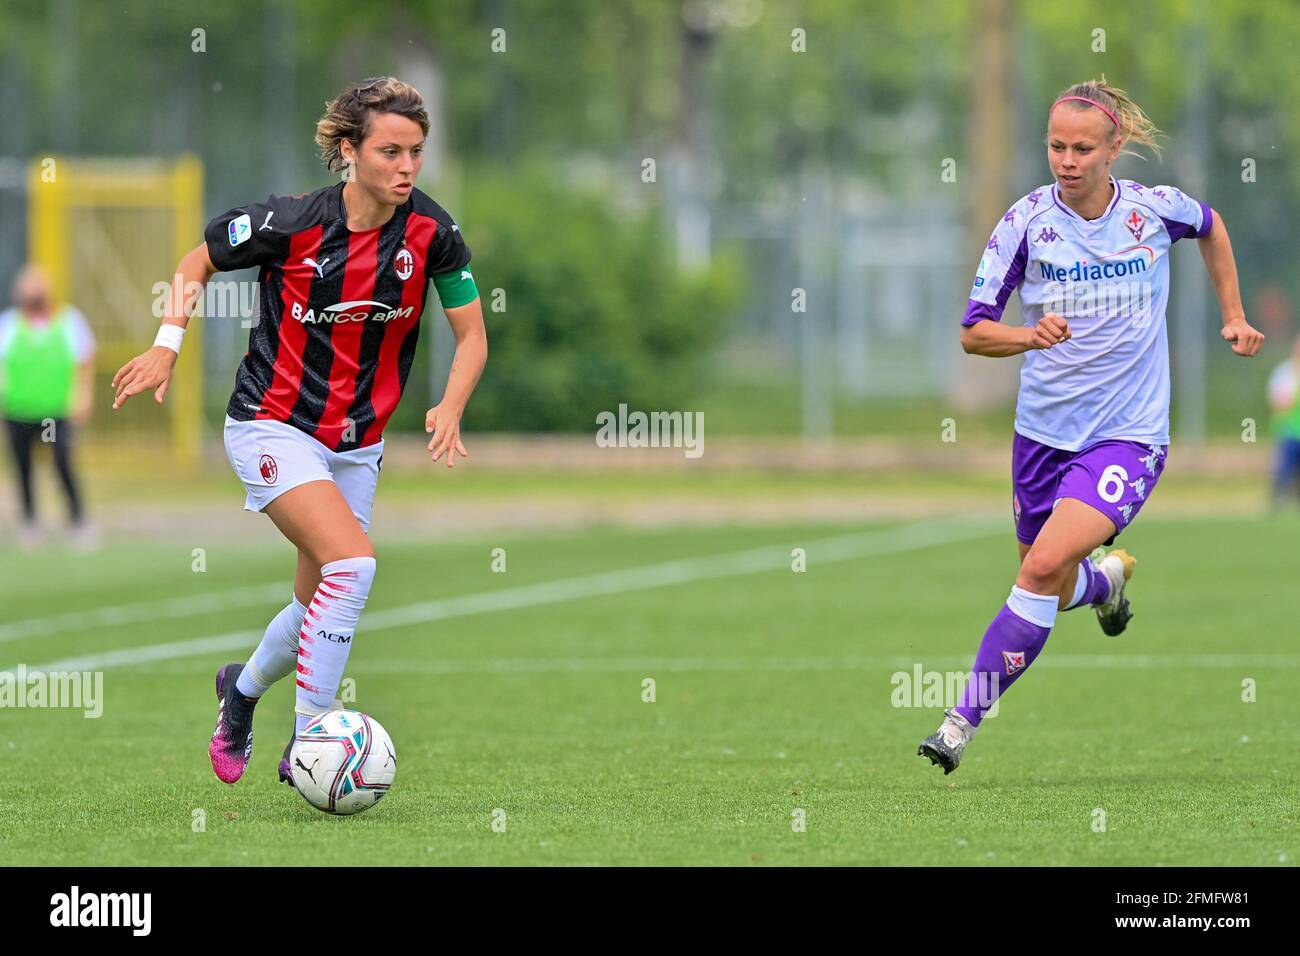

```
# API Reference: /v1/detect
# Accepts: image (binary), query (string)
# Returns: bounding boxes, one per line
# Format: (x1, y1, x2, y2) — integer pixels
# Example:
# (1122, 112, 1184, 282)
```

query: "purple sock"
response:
(1081, 559, 1111, 606)
(954, 587, 1057, 727)
(1062, 558, 1111, 611)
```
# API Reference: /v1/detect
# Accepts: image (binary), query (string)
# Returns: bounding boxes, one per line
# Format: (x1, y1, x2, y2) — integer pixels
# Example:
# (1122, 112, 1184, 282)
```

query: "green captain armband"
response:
(431, 267, 479, 308)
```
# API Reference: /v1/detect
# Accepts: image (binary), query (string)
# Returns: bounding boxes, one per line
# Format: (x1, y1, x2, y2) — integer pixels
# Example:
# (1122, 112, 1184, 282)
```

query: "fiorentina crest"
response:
(1124, 209, 1146, 242)
(1002, 650, 1027, 675)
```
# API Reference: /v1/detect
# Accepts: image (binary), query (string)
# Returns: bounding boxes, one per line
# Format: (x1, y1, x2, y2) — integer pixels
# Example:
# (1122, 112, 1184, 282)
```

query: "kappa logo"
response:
(1140, 446, 1163, 475)
(258, 453, 278, 485)
(1002, 650, 1027, 675)
(395, 247, 414, 280)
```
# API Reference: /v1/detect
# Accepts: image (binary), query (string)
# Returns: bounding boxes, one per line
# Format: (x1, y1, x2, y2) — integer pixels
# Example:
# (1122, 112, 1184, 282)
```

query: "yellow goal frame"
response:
(27, 155, 204, 472)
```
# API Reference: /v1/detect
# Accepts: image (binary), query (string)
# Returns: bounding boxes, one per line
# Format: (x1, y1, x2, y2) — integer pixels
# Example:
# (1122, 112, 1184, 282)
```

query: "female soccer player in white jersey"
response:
(918, 78, 1263, 774)
(110, 77, 488, 787)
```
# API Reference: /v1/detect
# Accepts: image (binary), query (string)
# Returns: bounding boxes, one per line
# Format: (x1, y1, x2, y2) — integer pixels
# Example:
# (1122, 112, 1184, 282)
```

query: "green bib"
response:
(2, 309, 77, 422)
(1274, 402, 1300, 441)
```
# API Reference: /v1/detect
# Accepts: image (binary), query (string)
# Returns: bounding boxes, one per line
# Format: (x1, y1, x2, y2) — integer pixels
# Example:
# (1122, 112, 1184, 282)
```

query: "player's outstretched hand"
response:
(111, 347, 177, 410)
(425, 402, 469, 469)
(1221, 318, 1264, 357)
(1027, 312, 1072, 350)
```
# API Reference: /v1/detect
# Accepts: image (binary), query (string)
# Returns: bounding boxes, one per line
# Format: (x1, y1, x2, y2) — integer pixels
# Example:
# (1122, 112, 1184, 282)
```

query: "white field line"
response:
(0, 582, 289, 644)
(15, 517, 1001, 674)
(71, 652, 1300, 678)
(337, 653, 1300, 674)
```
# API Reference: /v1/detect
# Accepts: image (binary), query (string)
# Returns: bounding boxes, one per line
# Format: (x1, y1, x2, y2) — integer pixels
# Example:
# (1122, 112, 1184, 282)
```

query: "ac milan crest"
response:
(395, 247, 414, 281)
(259, 453, 279, 485)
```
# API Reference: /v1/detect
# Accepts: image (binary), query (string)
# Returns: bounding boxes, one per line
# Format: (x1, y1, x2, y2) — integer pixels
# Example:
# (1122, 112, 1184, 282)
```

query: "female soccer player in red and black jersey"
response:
(111, 77, 487, 787)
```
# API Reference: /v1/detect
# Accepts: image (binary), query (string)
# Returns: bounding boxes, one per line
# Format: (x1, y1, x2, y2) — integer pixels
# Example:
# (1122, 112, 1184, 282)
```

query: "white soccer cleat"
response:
(1093, 548, 1137, 636)
(917, 708, 977, 774)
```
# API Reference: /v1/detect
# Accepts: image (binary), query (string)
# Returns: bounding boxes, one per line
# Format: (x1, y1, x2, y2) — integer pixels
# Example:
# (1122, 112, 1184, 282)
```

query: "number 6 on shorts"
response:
(1097, 464, 1129, 504)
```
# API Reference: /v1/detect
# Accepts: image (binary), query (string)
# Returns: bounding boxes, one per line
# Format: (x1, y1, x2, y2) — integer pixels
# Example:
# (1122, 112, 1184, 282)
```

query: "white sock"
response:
(236, 595, 308, 698)
(295, 557, 376, 733)
(1006, 585, 1059, 629)
(1062, 559, 1090, 610)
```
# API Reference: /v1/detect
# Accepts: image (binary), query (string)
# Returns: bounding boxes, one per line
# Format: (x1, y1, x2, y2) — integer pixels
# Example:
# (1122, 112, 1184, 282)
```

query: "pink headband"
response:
(1050, 95, 1120, 131)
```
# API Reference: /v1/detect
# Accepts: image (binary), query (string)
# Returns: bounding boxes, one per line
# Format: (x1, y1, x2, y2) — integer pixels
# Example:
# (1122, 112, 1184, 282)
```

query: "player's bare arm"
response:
(110, 242, 218, 409)
(1196, 210, 1263, 357)
(961, 312, 1072, 357)
(426, 295, 487, 468)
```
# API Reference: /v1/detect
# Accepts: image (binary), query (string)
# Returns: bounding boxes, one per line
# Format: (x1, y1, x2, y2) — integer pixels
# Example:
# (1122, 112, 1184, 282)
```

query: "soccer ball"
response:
(289, 710, 397, 815)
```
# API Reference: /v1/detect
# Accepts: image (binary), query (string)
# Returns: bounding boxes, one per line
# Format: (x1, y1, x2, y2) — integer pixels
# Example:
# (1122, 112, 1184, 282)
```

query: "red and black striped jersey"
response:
(204, 181, 472, 451)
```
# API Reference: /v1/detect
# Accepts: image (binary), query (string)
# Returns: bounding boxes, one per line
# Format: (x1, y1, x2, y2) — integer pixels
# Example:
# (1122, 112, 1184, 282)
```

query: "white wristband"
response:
(153, 323, 185, 355)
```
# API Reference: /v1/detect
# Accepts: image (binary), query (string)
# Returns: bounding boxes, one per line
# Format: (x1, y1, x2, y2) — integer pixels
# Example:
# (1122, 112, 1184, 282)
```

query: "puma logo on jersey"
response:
(460, 270, 472, 280)
(259, 210, 274, 230)
(302, 257, 329, 278)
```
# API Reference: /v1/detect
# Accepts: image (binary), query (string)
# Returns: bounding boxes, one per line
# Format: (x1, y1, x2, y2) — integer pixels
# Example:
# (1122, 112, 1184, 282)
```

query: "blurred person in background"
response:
(1267, 334, 1300, 506)
(0, 264, 98, 550)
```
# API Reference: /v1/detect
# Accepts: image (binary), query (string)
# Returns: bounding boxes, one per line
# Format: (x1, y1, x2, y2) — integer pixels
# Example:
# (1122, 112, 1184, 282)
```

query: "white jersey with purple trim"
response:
(963, 176, 1212, 451)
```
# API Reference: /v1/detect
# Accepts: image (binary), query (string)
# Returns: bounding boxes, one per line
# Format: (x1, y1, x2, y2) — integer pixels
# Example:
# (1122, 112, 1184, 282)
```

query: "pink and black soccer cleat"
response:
(209, 663, 256, 784)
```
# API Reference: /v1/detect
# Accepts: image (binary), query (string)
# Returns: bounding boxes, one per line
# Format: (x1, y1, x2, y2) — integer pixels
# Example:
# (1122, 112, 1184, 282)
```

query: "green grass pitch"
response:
(1, 515, 1297, 865)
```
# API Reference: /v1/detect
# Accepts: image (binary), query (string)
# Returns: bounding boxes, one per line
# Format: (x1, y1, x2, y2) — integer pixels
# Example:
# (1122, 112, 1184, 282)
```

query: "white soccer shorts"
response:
(222, 416, 383, 531)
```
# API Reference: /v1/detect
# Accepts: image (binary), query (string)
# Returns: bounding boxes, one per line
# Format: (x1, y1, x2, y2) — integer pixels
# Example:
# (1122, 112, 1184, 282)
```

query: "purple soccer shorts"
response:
(1011, 432, 1168, 545)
